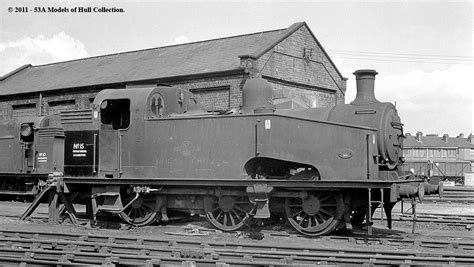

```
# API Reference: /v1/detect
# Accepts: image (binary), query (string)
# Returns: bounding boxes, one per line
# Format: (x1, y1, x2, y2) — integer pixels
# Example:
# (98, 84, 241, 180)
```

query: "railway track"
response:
(260, 229, 474, 251)
(1, 230, 474, 266)
(372, 211, 474, 229)
(397, 212, 474, 227)
(424, 186, 474, 204)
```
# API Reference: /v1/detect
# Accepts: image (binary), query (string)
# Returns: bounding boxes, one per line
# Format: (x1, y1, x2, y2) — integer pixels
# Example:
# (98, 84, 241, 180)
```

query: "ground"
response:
(0, 200, 472, 252)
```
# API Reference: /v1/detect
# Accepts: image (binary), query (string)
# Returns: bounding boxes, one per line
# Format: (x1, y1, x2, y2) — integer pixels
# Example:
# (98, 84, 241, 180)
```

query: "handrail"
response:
(92, 133, 97, 174)
(366, 134, 371, 180)
(118, 131, 123, 177)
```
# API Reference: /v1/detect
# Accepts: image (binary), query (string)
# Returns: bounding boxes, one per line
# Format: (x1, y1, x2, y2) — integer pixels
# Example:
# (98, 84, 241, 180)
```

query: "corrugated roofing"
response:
(0, 24, 302, 96)
(404, 134, 474, 148)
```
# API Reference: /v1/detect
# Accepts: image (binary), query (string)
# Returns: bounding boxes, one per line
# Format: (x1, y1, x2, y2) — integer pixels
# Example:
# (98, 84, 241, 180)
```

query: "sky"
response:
(0, 0, 472, 136)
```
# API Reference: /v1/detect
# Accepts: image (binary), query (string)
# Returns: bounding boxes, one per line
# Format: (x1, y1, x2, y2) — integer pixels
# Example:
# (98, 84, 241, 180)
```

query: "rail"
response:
(424, 186, 474, 203)
(0, 230, 473, 266)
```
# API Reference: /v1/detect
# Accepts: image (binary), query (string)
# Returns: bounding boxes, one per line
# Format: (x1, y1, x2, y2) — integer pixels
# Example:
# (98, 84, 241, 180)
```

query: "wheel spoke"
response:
(131, 208, 137, 219)
(216, 210, 224, 220)
(298, 215, 308, 226)
(234, 205, 247, 214)
(288, 204, 303, 208)
(229, 212, 237, 226)
(223, 213, 228, 226)
(320, 203, 336, 207)
(231, 210, 243, 221)
(291, 209, 304, 218)
(320, 208, 332, 216)
(319, 195, 332, 202)
(316, 213, 324, 223)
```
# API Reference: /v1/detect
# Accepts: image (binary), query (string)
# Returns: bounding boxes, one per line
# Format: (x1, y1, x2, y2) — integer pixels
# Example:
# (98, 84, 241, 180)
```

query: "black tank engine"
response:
(3, 70, 442, 236)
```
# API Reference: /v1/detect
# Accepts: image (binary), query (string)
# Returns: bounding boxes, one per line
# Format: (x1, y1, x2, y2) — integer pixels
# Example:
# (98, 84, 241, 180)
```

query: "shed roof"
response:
(0, 22, 343, 97)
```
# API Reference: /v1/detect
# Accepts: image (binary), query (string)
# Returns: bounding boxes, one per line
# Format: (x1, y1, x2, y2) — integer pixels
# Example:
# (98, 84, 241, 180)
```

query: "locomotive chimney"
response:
(351, 69, 379, 106)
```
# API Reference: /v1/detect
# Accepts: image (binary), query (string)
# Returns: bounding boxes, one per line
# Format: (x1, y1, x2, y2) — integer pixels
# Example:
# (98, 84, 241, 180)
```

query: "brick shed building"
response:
(0, 22, 346, 119)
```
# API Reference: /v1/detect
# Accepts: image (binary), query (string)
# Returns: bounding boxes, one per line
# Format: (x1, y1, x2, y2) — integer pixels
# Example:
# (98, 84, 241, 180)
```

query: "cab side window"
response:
(149, 94, 164, 118)
(100, 99, 130, 129)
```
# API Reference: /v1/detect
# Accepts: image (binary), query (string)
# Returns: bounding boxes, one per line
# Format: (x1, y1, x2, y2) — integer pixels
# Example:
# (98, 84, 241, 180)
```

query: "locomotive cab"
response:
(86, 86, 206, 178)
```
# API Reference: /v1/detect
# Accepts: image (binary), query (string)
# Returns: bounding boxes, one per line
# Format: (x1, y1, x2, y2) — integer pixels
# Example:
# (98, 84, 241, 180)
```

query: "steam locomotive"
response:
(3, 70, 441, 236)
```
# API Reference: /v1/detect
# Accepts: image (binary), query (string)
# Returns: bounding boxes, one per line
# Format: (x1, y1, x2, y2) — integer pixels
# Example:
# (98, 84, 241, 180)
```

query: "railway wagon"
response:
(402, 161, 471, 180)
(17, 69, 441, 236)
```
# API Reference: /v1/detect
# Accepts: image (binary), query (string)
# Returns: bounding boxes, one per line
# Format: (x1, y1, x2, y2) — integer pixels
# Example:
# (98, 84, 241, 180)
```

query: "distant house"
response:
(0, 22, 346, 119)
(402, 132, 474, 181)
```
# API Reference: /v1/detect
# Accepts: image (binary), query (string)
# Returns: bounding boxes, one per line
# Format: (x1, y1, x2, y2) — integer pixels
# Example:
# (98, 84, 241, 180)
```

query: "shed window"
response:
(150, 94, 164, 117)
(48, 99, 75, 107)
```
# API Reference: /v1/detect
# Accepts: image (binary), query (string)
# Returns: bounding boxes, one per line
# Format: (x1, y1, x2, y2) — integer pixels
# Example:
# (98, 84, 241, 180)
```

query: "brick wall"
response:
(270, 80, 336, 108)
(0, 90, 98, 119)
(12, 104, 37, 119)
(0, 97, 39, 119)
(169, 74, 248, 111)
(256, 25, 346, 105)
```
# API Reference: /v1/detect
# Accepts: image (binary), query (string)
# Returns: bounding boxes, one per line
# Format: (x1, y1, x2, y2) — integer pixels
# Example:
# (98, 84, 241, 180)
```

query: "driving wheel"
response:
(204, 195, 256, 231)
(285, 191, 342, 236)
(119, 193, 159, 227)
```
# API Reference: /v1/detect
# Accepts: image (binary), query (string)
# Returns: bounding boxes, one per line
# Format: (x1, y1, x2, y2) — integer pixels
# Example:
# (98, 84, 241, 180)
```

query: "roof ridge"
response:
(238, 21, 347, 84)
(31, 28, 288, 69)
(239, 22, 305, 59)
(0, 64, 32, 81)
(404, 134, 474, 148)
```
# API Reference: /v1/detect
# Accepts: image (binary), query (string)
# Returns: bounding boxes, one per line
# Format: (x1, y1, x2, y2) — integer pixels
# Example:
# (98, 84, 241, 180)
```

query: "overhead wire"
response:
(326, 49, 473, 65)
